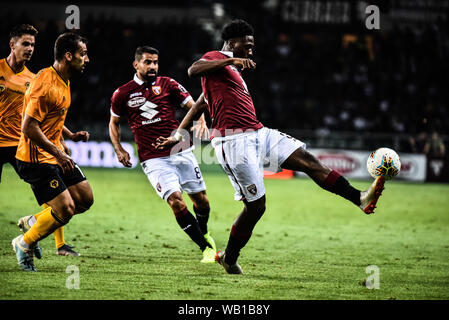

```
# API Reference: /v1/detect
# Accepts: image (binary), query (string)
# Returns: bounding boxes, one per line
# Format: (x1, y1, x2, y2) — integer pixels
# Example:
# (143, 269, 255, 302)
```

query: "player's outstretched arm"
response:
(188, 57, 256, 78)
(22, 114, 75, 173)
(109, 115, 132, 167)
(154, 93, 207, 149)
(63, 125, 90, 142)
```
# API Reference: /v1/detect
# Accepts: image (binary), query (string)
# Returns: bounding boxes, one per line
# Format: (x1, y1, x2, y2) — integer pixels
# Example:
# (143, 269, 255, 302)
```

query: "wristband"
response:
(174, 131, 183, 141)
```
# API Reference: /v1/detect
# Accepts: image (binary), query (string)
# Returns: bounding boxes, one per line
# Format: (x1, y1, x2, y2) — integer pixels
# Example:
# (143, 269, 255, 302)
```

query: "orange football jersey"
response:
(16, 66, 71, 165)
(0, 58, 35, 147)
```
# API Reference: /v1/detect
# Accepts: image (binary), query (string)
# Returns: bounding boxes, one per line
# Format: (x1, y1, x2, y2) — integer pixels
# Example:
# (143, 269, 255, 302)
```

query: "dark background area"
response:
(1, 0, 448, 156)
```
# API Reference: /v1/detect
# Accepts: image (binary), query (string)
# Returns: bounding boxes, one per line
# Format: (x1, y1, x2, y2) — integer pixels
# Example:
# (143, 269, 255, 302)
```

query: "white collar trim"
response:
(220, 51, 233, 57)
(134, 74, 144, 85)
(134, 74, 156, 86)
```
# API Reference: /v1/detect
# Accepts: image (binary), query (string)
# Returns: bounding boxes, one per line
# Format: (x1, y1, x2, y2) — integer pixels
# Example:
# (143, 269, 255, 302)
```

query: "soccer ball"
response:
(366, 147, 401, 180)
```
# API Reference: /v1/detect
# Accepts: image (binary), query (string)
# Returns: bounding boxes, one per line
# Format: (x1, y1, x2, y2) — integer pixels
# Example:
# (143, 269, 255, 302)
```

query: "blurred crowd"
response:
(0, 2, 447, 155)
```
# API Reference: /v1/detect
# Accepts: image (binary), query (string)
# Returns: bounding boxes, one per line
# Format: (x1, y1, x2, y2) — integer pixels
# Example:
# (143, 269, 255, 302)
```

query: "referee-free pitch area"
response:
(1, 165, 448, 300)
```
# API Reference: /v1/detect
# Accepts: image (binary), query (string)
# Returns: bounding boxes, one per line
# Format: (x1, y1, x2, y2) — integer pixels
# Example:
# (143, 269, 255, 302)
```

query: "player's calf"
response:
(190, 191, 210, 235)
(282, 148, 362, 207)
(168, 192, 212, 254)
(223, 196, 266, 266)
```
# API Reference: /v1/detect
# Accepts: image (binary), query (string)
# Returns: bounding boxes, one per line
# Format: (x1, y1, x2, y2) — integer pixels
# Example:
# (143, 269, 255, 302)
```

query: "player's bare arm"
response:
(183, 98, 209, 140)
(154, 94, 207, 149)
(60, 134, 70, 155)
(22, 114, 74, 173)
(63, 125, 89, 142)
(187, 57, 256, 78)
(109, 114, 132, 167)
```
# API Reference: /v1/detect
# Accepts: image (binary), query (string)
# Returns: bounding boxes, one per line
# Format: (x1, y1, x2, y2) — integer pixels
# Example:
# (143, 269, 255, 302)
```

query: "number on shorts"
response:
(279, 132, 299, 142)
(194, 167, 202, 179)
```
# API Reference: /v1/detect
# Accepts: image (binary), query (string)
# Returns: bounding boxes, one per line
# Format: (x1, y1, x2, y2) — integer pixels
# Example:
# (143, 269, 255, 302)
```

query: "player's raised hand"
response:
(231, 58, 256, 71)
(71, 131, 90, 142)
(55, 150, 75, 174)
(153, 136, 178, 150)
(116, 149, 132, 168)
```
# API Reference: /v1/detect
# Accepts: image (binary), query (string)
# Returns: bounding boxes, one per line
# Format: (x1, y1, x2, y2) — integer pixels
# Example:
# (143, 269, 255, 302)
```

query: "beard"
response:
(140, 71, 157, 83)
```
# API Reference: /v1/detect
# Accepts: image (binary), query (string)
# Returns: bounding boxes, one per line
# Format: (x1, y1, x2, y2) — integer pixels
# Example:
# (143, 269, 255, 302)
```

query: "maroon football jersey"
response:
(200, 51, 263, 138)
(111, 75, 193, 161)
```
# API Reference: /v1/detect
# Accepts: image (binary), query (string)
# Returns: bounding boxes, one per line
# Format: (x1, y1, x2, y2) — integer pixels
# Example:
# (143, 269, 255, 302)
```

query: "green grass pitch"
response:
(1, 164, 448, 300)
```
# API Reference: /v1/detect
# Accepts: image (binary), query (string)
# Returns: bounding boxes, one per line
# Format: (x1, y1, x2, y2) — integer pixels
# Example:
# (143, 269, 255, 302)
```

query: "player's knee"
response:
(168, 193, 186, 213)
(56, 201, 76, 220)
(77, 194, 94, 213)
(195, 193, 210, 211)
(256, 202, 266, 216)
(247, 197, 266, 217)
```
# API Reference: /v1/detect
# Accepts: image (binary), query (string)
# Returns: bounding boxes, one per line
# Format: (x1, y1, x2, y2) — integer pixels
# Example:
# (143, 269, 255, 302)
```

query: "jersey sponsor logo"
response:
(139, 100, 159, 124)
(130, 92, 142, 98)
(128, 96, 146, 108)
(50, 179, 59, 188)
(152, 86, 161, 95)
(246, 184, 257, 195)
(142, 117, 161, 125)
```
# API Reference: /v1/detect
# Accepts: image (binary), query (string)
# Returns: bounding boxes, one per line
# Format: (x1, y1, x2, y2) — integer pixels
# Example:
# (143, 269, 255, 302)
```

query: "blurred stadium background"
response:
(1, 0, 448, 183)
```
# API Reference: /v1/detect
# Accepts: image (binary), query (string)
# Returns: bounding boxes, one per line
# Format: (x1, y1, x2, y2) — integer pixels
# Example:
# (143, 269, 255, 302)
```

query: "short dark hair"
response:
(135, 46, 159, 61)
(54, 32, 87, 61)
(9, 24, 38, 40)
(221, 19, 254, 41)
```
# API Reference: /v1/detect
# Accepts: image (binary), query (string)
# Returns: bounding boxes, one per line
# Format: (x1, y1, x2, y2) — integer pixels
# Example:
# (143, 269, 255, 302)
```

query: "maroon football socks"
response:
(322, 170, 361, 206)
(174, 208, 211, 251)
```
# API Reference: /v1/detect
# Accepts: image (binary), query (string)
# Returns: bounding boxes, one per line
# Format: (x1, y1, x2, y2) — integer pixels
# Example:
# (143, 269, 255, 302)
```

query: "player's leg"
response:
(187, 191, 216, 262)
(188, 191, 211, 235)
(281, 147, 384, 213)
(177, 150, 216, 263)
(212, 134, 266, 273)
(13, 188, 76, 271)
(67, 180, 94, 214)
(23, 203, 66, 254)
(12, 161, 76, 271)
(177, 150, 212, 236)
(216, 195, 266, 274)
(55, 165, 93, 256)
(166, 191, 212, 253)
(141, 157, 212, 261)
(64, 164, 93, 214)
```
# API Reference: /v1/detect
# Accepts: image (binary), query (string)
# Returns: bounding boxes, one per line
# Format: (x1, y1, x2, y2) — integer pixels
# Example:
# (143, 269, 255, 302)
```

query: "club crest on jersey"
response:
(25, 82, 30, 89)
(130, 92, 142, 98)
(59, 108, 66, 115)
(152, 86, 161, 95)
(156, 182, 162, 192)
(128, 96, 146, 108)
(0, 84, 5, 93)
(246, 184, 257, 196)
(50, 179, 59, 188)
(229, 65, 239, 73)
